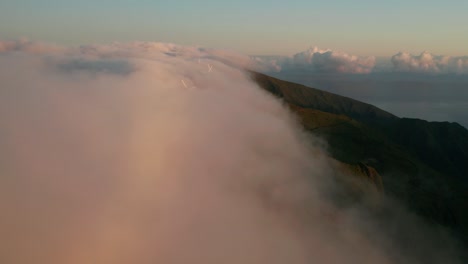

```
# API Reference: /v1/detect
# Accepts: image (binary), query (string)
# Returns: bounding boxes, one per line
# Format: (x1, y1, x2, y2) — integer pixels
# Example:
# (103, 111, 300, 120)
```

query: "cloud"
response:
(55, 58, 135, 75)
(391, 51, 468, 74)
(0, 40, 280, 73)
(73, 42, 281, 72)
(257, 47, 468, 76)
(7, 40, 468, 76)
(0, 40, 462, 264)
(273, 46, 376, 74)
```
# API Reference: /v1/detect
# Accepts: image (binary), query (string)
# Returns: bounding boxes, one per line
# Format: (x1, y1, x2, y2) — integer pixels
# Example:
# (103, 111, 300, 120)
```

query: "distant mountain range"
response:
(250, 71, 468, 248)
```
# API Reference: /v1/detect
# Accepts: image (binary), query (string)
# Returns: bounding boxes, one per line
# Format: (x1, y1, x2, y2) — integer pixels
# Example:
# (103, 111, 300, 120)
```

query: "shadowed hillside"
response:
(250, 71, 468, 247)
(252, 71, 397, 122)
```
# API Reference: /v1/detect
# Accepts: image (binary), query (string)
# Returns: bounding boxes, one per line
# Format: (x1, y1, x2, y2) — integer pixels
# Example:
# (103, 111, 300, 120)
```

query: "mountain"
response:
(250, 71, 468, 248)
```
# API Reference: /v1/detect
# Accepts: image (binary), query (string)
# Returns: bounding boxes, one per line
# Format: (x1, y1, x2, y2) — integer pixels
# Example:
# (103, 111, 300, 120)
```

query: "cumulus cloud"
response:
(258, 47, 468, 76)
(0, 40, 462, 264)
(391, 51, 468, 74)
(277, 46, 376, 74)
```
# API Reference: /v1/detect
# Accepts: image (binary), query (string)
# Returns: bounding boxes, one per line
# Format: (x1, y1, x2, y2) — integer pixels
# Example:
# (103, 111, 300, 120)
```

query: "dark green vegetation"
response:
(251, 71, 468, 247)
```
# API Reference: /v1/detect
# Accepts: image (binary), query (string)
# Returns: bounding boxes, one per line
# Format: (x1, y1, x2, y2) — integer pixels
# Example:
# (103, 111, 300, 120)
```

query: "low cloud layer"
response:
(256, 46, 468, 75)
(285, 46, 376, 73)
(0, 40, 279, 73)
(4, 40, 468, 75)
(391, 51, 468, 74)
(0, 40, 462, 264)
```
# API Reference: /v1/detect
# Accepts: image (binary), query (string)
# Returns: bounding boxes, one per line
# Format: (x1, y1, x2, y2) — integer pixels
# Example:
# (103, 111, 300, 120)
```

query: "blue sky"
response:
(1, 0, 467, 56)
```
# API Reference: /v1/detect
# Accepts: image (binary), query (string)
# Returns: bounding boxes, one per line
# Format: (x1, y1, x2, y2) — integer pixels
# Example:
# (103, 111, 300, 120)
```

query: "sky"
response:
(1, 0, 468, 56)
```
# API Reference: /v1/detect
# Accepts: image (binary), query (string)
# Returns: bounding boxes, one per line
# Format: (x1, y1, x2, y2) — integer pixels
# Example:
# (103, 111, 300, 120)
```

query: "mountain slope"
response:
(250, 71, 468, 246)
(251, 71, 468, 179)
(252, 71, 397, 122)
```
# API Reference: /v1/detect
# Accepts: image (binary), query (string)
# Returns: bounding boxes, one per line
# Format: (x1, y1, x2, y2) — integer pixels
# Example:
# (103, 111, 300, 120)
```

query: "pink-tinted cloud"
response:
(0, 39, 462, 264)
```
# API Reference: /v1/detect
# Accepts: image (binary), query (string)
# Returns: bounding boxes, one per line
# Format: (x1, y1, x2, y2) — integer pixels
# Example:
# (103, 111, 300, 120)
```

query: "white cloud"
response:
(257, 47, 468, 75)
(279, 46, 376, 74)
(391, 51, 468, 74)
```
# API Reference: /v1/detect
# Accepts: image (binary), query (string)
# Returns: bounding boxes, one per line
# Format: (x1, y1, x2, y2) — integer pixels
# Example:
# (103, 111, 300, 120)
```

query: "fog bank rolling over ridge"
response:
(255, 46, 468, 74)
(0, 40, 464, 264)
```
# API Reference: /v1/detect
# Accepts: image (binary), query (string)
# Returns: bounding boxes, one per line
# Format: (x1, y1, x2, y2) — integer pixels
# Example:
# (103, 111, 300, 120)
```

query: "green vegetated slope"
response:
(250, 71, 468, 245)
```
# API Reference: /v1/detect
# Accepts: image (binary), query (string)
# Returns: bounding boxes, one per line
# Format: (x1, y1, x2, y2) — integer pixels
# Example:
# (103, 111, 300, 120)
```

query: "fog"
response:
(0, 41, 462, 264)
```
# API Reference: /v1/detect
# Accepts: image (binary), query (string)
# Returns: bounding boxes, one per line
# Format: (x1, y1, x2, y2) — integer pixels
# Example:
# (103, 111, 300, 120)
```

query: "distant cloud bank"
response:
(254, 47, 468, 75)
(285, 47, 376, 74)
(391, 51, 468, 74)
(2, 39, 468, 75)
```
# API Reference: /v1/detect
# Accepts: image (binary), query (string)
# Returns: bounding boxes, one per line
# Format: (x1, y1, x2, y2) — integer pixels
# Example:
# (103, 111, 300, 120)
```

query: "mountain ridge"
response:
(250, 71, 468, 247)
